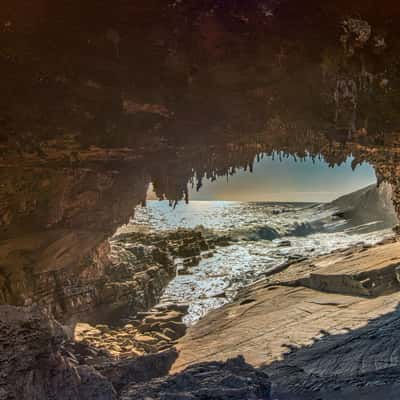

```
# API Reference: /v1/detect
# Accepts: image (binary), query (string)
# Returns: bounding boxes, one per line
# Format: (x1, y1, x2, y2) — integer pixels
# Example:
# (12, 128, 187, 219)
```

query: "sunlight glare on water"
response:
(131, 200, 393, 325)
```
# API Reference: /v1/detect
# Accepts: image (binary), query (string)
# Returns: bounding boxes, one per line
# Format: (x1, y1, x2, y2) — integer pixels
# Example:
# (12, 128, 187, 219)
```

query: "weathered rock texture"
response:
(74, 303, 188, 359)
(0, 304, 182, 400)
(0, 305, 116, 400)
(0, 195, 224, 326)
(96, 227, 225, 323)
(96, 349, 178, 393)
(324, 182, 398, 231)
(0, 166, 149, 323)
(2, 1, 400, 399)
(173, 238, 400, 397)
(66, 227, 226, 361)
(265, 310, 400, 399)
(120, 355, 271, 400)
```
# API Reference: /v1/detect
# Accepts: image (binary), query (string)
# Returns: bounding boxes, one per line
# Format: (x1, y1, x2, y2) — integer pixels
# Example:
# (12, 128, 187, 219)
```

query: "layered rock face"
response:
(0, 205, 222, 328)
(0, 165, 149, 323)
(91, 227, 224, 322)
(323, 182, 399, 232)
(0, 304, 187, 400)
(0, 304, 271, 400)
(72, 228, 225, 359)
(0, 305, 116, 400)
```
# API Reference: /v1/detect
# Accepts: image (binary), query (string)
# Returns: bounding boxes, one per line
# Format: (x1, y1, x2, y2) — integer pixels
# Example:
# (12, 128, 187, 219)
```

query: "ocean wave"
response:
(225, 219, 326, 241)
(132, 185, 398, 325)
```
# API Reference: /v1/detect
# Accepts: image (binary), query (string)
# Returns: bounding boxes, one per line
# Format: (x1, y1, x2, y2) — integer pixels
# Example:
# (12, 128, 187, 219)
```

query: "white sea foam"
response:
(130, 185, 396, 325)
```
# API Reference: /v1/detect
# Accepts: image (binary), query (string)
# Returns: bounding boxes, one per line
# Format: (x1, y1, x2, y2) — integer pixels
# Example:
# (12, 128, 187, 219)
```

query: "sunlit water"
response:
(131, 200, 393, 325)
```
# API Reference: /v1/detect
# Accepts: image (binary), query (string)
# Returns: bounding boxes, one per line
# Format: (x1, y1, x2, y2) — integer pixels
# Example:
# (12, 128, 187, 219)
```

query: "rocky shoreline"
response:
(173, 235, 400, 398)
(74, 302, 188, 360)
(3, 1, 400, 398)
(3, 230, 400, 399)
(0, 224, 237, 399)
(72, 226, 231, 361)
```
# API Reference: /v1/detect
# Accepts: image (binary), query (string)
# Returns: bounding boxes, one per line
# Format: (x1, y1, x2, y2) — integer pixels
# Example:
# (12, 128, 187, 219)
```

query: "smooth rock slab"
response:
(173, 240, 400, 397)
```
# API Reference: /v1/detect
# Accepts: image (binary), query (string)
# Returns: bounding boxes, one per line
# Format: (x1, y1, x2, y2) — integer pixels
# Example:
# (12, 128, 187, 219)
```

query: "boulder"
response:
(120, 355, 271, 400)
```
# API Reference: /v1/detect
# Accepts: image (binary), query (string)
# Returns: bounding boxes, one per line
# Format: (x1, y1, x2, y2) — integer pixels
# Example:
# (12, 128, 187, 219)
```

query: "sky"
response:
(148, 155, 377, 203)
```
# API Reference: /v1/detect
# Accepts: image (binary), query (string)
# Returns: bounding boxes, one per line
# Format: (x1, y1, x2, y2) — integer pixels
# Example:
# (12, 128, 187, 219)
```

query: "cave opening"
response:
(73, 152, 397, 357)
(4, 1, 400, 398)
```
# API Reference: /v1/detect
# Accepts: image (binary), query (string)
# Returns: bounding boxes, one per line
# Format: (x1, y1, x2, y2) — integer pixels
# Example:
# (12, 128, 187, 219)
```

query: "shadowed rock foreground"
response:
(121, 356, 271, 400)
(0, 303, 270, 400)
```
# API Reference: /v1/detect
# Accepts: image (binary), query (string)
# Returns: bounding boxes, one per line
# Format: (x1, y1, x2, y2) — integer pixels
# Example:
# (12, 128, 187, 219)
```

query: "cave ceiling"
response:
(1, 1, 400, 310)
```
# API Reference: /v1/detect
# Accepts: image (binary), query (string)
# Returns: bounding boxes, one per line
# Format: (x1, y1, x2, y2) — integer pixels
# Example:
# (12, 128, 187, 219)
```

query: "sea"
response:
(130, 200, 394, 325)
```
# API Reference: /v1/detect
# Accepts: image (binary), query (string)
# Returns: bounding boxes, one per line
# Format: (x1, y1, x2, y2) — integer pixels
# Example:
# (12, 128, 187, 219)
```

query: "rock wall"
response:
(0, 165, 149, 323)
(0, 304, 182, 400)
(0, 305, 116, 400)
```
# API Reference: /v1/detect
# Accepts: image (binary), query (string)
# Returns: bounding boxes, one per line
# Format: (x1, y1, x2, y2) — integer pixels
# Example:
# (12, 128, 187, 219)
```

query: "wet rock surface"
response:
(100, 227, 229, 323)
(73, 227, 228, 360)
